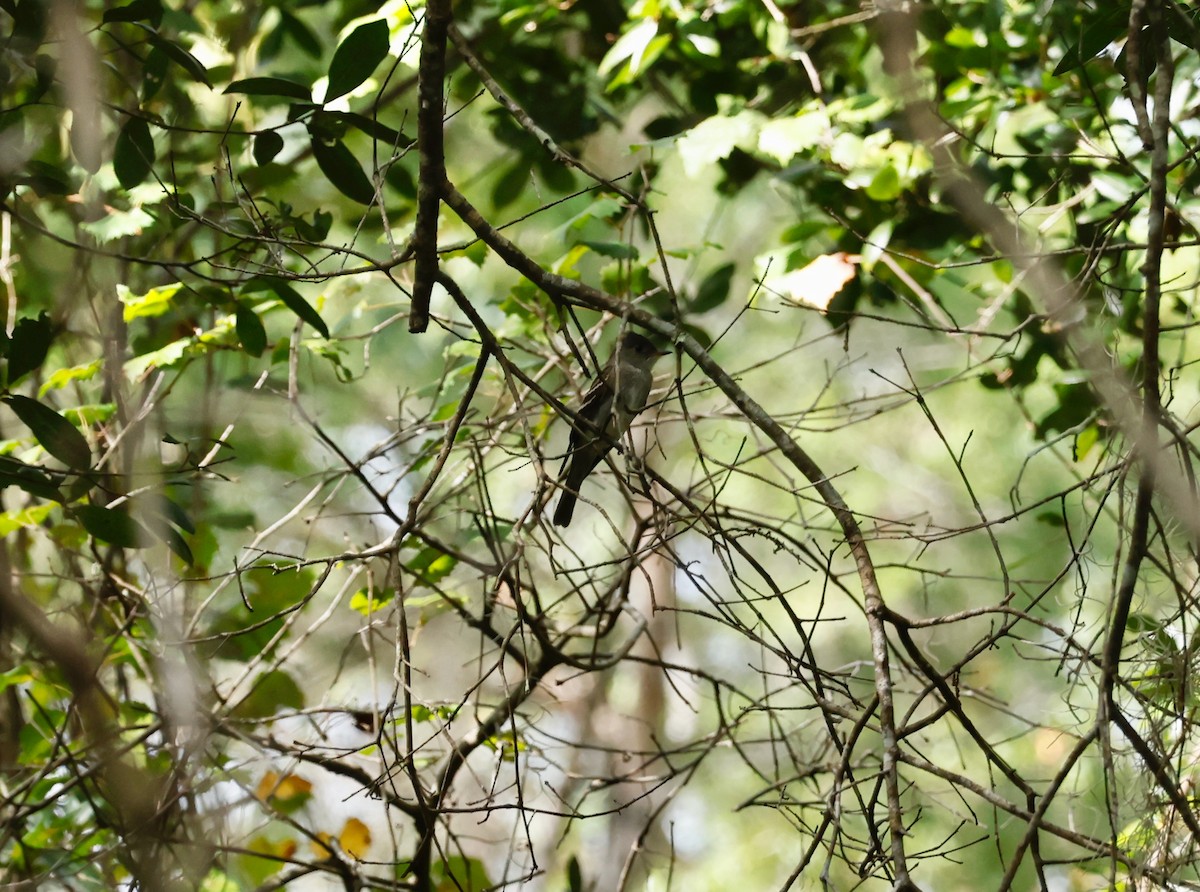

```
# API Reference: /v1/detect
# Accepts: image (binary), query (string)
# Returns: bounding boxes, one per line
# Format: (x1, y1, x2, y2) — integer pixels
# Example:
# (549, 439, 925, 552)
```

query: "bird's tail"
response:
(552, 489, 577, 527)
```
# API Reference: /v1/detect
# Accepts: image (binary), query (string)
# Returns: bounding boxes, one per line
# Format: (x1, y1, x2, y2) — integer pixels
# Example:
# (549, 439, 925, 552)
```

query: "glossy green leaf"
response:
(75, 504, 149, 549)
(136, 25, 211, 86)
(5, 312, 54, 386)
(253, 130, 284, 166)
(1053, 7, 1128, 75)
(235, 302, 267, 356)
(276, 287, 330, 338)
(113, 117, 155, 189)
(326, 19, 389, 102)
(153, 522, 194, 564)
(243, 278, 329, 338)
(4, 395, 91, 469)
(141, 46, 168, 100)
(155, 495, 196, 534)
(225, 77, 312, 101)
(310, 136, 375, 205)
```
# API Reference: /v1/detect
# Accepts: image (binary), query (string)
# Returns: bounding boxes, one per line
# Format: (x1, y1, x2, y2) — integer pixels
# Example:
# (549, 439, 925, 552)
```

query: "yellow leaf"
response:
(255, 771, 313, 803)
(339, 818, 371, 859)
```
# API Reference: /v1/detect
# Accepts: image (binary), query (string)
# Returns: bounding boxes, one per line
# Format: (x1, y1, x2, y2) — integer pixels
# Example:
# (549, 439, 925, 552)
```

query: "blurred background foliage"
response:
(1, 0, 1199, 889)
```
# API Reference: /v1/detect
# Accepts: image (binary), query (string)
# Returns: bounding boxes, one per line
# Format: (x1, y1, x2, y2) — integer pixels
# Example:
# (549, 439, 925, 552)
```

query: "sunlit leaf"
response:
(80, 206, 155, 243)
(860, 221, 893, 272)
(768, 253, 860, 312)
(118, 282, 182, 321)
(0, 503, 55, 537)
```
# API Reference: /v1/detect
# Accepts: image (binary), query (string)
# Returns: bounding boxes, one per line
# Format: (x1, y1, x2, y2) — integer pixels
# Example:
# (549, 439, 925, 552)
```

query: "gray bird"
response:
(553, 331, 666, 527)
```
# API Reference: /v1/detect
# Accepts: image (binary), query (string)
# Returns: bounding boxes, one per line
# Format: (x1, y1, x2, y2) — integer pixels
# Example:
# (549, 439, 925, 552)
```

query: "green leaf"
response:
(113, 117, 155, 189)
(1053, 7, 1129, 75)
(253, 131, 284, 165)
(294, 209, 332, 242)
(598, 17, 659, 78)
(280, 10, 321, 58)
(349, 587, 396, 616)
(80, 206, 155, 243)
(136, 25, 211, 86)
(430, 857, 491, 892)
(310, 136, 375, 205)
(5, 312, 54, 386)
(152, 493, 196, 534)
(865, 163, 901, 201)
(330, 112, 410, 148)
(326, 19, 390, 102)
(75, 504, 149, 549)
(0, 455, 62, 502)
(0, 504, 55, 537)
(225, 77, 312, 101)
(235, 302, 267, 356)
(692, 263, 735, 313)
(234, 669, 305, 719)
(861, 220, 893, 271)
(11, 0, 48, 49)
(0, 666, 32, 695)
(102, 0, 163, 25)
(405, 546, 456, 586)
(22, 160, 71, 196)
(141, 46, 168, 100)
(243, 278, 329, 338)
(580, 240, 637, 260)
(118, 282, 182, 321)
(152, 522, 194, 564)
(3, 395, 91, 469)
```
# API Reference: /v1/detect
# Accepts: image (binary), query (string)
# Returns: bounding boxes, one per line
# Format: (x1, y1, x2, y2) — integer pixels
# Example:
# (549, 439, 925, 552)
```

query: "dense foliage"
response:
(2, 0, 1200, 889)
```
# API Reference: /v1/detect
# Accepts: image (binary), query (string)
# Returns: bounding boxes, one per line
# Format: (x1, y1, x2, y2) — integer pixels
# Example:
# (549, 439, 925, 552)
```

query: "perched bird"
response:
(553, 331, 666, 527)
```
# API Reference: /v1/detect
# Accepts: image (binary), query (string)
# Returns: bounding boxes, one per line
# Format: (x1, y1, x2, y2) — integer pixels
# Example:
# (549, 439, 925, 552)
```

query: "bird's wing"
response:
(571, 377, 615, 444)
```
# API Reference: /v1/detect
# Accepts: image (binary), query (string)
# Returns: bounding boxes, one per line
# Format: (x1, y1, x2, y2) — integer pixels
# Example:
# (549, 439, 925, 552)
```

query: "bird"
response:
(553, 331, 666, 527)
